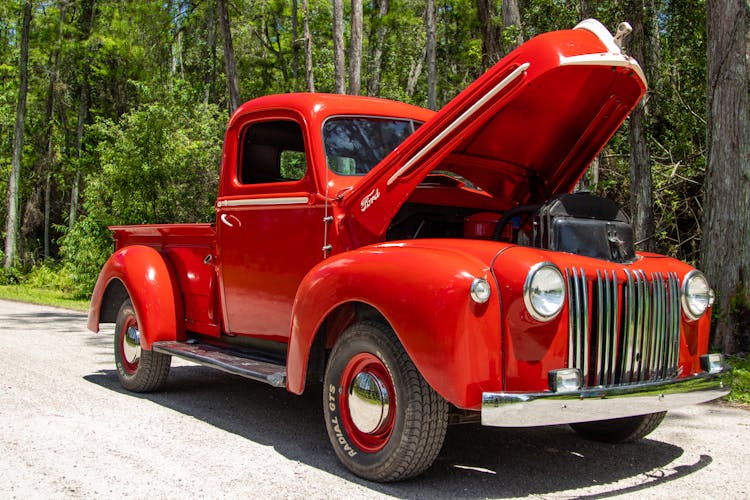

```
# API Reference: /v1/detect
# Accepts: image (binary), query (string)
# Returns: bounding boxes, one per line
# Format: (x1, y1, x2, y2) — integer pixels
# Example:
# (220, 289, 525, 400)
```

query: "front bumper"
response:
(481, 369, 731, 427)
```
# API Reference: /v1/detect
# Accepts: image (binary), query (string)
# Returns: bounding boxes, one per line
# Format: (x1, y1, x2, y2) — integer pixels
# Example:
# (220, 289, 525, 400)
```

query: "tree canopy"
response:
(1, 0, 747, 351)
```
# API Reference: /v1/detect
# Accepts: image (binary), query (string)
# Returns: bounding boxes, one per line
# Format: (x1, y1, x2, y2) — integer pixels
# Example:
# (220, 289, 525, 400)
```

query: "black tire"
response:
(114, 298, 171, 392)
(570, 411, 667, 443)
(323, 321, 449, 482)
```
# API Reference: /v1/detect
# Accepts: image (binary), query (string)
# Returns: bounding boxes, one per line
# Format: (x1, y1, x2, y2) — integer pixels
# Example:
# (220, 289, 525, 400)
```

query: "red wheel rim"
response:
(119, 315, 140, 374)
(339, 352, 396, 453)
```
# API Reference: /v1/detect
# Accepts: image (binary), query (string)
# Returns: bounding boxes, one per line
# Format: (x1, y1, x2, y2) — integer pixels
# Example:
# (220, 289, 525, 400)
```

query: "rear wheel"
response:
(114, 298, 171, 392)
(323, 321, 449, 482)
(570, 411, 667, 443)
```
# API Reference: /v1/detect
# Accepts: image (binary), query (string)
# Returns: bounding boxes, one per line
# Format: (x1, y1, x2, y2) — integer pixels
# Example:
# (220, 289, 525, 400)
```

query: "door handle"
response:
(220, 213, 239, 227)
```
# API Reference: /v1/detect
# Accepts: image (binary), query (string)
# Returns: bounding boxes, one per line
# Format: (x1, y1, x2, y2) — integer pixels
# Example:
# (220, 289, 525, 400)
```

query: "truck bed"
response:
(110, 223, 220, 336)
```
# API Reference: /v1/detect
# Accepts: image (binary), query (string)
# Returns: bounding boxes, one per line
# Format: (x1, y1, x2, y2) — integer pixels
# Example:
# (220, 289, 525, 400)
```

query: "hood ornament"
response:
(613, 22, 633, 50)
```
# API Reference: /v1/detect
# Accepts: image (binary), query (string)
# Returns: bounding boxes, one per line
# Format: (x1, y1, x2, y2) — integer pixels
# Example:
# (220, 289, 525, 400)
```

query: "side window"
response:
(239, 120, 307, 184)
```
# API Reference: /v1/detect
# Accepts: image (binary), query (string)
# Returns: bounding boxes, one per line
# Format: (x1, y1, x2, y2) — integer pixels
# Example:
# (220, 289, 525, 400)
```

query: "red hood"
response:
(342, 20, 646, 245)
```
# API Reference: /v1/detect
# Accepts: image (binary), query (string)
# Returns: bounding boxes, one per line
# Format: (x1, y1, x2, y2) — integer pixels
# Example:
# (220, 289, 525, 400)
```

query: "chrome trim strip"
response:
(386, 62, 530, 186)
(217, 197, 309, 208)
(481, 370, 731, 427)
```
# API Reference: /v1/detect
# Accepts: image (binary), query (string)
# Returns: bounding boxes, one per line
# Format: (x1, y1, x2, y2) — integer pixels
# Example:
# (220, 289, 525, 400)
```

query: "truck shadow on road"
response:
(85, 364, 710, 499)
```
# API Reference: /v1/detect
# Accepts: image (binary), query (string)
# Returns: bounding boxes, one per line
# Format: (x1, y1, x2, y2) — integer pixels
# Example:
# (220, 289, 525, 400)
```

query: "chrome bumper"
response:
(481, 370, 731, 427)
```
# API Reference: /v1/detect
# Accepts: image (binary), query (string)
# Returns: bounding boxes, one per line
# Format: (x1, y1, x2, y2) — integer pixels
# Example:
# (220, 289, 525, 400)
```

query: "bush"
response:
(727, 355, 750, 406)
(84, 98, 223, 225)
(58, 218, 114, 298)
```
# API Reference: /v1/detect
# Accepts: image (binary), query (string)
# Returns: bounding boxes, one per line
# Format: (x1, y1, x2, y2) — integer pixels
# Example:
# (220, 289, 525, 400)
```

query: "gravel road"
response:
(0, 299, 748, 499)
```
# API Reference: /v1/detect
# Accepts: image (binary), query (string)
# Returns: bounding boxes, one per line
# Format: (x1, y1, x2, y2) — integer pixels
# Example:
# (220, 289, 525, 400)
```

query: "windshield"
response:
(323, 117, 420, 175)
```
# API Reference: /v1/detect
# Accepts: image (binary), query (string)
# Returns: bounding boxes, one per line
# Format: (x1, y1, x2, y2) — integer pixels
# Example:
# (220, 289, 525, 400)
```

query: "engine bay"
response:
(386, 180, 635, 263)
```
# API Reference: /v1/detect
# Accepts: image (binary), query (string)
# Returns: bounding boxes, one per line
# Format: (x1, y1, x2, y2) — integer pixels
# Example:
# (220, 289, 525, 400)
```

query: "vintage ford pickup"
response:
(88, 19, 730, 481)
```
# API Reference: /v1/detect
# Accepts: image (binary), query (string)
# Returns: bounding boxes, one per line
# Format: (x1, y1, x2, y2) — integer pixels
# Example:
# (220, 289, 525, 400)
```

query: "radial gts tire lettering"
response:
(114, 298, 172, 392)
(322, 321, 449, 481)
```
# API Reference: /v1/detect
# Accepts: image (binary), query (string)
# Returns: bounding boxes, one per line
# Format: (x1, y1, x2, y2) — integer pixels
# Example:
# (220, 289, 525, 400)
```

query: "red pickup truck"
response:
(88, 19, 729, 481)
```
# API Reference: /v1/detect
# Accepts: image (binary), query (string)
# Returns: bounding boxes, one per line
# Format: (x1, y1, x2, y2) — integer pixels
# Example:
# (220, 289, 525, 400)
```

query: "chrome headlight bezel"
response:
(470, 277, 492, 304)
(523, 262, 566, 322)
(681, 270, 713, 321)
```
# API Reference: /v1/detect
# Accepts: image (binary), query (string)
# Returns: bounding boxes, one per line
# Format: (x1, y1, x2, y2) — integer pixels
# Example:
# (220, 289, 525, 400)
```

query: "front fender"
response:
(287, 242, 503, 409)
(88, 245, 185, 349)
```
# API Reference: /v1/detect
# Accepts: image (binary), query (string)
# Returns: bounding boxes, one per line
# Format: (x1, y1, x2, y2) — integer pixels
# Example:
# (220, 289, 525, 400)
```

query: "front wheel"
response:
(323, 321, 449, 482)
(570, 411, 667, 443)
(114, 298, 171, 392)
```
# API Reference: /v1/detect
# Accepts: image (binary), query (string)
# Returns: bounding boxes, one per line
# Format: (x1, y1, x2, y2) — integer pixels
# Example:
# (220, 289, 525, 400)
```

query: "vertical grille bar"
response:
(566, 269, 580, 371)
(621, 272, 638, 382)
(580, 269, 589, 383)
(668, 273, 681, 377)
(640, 270, 652, 381)
(566, 268, 588, 382)
(594, 271, 604, 385)
(652, 273, 665, 379)
(605, 270, 619, 386)
(623, 270, 635, 384)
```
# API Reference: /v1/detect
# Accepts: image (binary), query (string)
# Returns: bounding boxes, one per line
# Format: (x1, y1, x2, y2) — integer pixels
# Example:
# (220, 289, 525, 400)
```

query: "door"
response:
(217, 118, 325, 340)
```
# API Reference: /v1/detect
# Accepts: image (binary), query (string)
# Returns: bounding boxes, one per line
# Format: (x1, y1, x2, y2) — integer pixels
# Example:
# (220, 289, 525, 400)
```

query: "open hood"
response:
(342, 20, 646, 246)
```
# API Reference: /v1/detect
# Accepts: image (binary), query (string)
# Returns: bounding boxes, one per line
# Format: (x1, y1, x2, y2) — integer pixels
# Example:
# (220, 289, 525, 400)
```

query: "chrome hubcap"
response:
(123, 325, 141, 365)
(348, 371, 390, 434)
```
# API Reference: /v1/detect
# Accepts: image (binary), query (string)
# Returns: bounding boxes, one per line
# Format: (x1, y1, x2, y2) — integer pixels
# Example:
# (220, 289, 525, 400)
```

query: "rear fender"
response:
(287, 244, 503, 409)
(88, 245, 185, 349)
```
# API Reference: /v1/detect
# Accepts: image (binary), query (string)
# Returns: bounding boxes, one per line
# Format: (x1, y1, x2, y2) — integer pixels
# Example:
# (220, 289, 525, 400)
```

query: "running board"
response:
(152, 341, 286, 387)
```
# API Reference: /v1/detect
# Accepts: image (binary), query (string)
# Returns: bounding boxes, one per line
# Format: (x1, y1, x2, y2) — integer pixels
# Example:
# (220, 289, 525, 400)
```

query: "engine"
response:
(531, 192, 635, 263)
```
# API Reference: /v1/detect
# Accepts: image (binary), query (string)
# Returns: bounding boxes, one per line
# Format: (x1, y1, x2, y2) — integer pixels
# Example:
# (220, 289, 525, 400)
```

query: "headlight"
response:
(682, 270, 713, 320)
(523, 263, 566, 321)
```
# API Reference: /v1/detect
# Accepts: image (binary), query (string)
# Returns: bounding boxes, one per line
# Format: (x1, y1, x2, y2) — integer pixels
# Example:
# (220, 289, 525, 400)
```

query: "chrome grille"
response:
(565, 268, 681, 387)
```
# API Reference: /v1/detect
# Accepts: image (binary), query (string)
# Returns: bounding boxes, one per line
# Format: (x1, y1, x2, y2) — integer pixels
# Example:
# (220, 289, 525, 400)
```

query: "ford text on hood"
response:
(88, 20, 730, 483)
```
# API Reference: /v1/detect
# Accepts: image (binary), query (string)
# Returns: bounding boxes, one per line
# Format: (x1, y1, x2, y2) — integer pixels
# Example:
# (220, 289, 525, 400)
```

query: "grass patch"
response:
(726, 355, 750, 406)
(0, 284, 89, 312)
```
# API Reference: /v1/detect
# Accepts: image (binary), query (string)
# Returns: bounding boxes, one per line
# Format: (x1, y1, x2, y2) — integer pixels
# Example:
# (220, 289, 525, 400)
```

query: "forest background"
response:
(1, 0, 748, 353)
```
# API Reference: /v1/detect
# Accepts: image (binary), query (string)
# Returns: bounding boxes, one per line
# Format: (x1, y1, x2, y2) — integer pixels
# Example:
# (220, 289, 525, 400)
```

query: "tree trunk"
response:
(501, 0, 523, 55)
(44, 2, 67, 260)
(70, 0, 95, 230)
(426, 0, 437, 110)
(624, 0, 656, 252)
(367, 0, 389, 96)
(302, 0, 315, 92)
(578, 0, 595, 20)
(406, 46, 426, 98)
(4, 1, 32, 269)
(475, 0, 502, 71)
(218, 0, 241, 113)
(332, 0, 346, 94)
(348, 0, 363, 95)
(702, 0, 750, 354)
(292, 0, 299, 86)
(203, 3, 217, 104)
(644, 0, 662, 122)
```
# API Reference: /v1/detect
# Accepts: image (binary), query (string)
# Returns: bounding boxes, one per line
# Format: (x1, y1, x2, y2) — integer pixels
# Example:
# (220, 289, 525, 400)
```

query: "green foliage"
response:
(0, 283, 89, 311)
(84, 90, 223, 225)
(0, 252, 22, 285)
(726, 355, 750, 405)
(57, 217, 112, 298)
